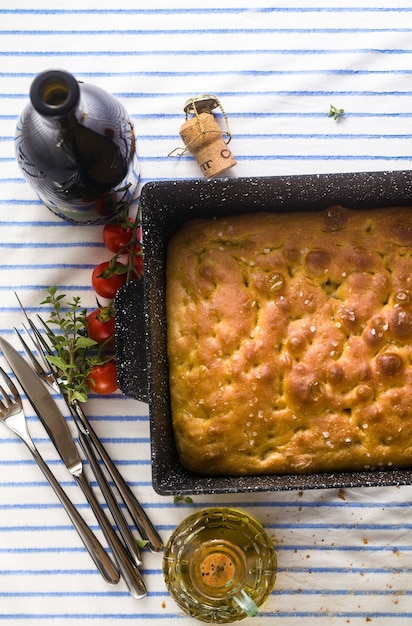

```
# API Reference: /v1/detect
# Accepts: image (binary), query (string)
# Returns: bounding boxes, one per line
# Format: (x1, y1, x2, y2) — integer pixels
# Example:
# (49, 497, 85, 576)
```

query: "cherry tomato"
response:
(92, 261, 127, 299)
(93, 193, 117, 218)
(87, 361, 118, 395)
(87, 308, 115, 346)
(103, 221, 135, 254)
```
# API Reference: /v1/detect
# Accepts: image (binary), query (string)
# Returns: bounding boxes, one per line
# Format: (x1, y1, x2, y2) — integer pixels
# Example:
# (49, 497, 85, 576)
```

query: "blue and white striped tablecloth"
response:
(2, 2, 412, 624)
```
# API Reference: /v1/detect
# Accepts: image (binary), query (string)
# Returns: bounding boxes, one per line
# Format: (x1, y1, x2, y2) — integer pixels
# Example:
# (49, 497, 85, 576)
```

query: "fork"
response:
(16, 326, 144, 570)
(0, 367, 120, 585)
(19, 310, 163, 554)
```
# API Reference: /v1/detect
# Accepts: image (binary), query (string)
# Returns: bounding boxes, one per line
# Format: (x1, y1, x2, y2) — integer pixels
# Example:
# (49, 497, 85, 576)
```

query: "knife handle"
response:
(74, 469, 147, 599)
(73, 400, 163, 552)
(77, 427, 143, 567)
(31, 446, 120, 585)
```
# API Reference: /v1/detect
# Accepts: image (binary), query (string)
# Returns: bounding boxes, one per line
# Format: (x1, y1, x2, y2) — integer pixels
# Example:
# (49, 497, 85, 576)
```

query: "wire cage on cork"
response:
(170, 95, 237, 178)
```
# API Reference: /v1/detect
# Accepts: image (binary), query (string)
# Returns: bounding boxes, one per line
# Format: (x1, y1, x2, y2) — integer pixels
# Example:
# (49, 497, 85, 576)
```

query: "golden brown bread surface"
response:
(166, 206, 412, 476)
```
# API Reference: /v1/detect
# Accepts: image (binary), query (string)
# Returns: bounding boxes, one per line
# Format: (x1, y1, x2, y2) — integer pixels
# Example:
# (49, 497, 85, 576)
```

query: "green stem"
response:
(128, 201, 143, 282)
(66, 310, 77, 401)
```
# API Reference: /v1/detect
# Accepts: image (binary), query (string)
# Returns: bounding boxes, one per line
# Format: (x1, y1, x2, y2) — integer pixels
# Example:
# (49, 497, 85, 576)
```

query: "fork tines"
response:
(0, 367, 20, 410)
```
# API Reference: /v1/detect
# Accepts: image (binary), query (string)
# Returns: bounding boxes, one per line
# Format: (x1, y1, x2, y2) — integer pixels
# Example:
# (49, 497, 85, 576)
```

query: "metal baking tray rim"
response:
(114, 170, 412, 495)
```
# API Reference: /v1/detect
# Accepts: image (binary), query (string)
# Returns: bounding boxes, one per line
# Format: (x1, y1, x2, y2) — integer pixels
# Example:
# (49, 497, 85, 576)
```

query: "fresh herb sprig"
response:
(40, 287, 104, 404)
(328, 104, 345, 120)
(173, 495, 194, 505)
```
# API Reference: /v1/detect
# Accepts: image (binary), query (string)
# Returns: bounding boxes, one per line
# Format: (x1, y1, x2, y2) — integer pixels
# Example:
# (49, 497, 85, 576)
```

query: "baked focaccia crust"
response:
(166, 206, 412, 475)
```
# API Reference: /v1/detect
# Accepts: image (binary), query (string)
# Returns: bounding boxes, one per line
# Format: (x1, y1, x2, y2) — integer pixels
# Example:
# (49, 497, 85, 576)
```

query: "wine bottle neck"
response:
(30, 70, 80, 120)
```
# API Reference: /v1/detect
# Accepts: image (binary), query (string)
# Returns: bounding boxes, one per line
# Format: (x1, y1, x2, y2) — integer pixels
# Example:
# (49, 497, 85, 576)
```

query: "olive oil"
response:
(163, 507, 276, 623)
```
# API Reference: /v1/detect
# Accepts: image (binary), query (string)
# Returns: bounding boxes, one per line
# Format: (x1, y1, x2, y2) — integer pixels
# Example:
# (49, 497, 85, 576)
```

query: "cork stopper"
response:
(200, 552, 236, 589)
(171, 94, 237, 178)
(189, 540, 247, 600)
(179, 112, 237, 177)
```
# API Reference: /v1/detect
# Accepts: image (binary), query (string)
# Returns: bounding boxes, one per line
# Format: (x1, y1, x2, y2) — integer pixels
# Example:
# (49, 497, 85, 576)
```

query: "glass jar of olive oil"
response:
(163, 507, 277, 623)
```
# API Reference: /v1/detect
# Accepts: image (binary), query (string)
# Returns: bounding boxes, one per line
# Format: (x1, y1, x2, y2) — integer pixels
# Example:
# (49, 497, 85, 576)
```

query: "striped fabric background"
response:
(1, 1, 412, 624)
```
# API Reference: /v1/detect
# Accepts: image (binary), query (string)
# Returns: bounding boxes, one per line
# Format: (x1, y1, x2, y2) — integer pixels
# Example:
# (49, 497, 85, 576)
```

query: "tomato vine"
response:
(41, 204, 144, 399)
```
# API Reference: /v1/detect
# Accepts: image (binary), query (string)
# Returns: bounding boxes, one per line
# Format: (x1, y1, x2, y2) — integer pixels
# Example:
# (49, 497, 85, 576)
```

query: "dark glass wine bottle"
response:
(15, 70, 139, 223)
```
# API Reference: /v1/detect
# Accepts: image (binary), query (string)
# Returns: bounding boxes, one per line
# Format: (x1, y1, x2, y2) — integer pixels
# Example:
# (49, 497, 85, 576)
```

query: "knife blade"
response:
(0, 336, 147, 599)
(0, 337, 82, 473)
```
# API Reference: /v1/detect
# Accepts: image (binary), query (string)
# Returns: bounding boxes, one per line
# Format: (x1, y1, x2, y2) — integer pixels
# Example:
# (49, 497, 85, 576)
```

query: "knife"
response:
(0, 362, 119, 586)
(14, 325, 144, 568)
(0, 337, 147, 599)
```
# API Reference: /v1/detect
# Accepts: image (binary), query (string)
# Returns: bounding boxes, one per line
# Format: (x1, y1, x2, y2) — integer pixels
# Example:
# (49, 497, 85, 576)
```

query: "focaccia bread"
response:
(166, 206, 412, 476)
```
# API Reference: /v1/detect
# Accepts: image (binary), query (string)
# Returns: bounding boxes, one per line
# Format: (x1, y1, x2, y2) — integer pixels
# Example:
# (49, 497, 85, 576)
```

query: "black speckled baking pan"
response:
(114, 171, 412, 495)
